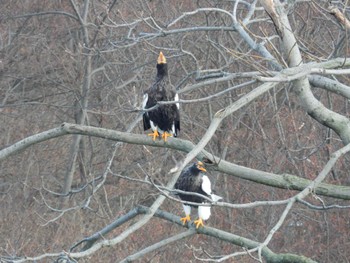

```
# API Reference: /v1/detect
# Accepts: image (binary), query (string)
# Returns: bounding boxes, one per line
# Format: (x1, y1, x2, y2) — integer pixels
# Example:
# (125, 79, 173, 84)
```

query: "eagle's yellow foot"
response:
(194, 218, 204, 228)
(180, 215, 191, 225)
(148, 130, 160, 141)
(161, 131, 172, 142)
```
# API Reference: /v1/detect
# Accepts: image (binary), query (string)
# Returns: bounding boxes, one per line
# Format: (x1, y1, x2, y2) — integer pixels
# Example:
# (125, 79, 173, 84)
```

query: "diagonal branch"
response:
(119, 229, 196, 263)
(273, 0, 350, 144)
(1, 122, 350, 200)
(257, 142, 350, 258)
(328, 5, 350, 30)
(11, 205, 315, 263)
(62, 79, 235, 259)
(70, 207, 141, 252)
(72, 206, 317, 263)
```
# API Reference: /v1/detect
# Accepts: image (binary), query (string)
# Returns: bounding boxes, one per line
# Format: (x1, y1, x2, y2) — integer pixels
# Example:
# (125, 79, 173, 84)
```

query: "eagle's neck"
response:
(188, 166, 201, 176)
(156, 63, 168, 79)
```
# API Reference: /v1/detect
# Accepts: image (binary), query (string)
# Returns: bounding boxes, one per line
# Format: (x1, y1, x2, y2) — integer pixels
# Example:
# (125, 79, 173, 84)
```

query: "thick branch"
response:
(62, 82, 227, 259)
(70, 207, 137, 250)
(275, 1, 350, 144)
(77, 206, 317, 263)
(62, 0, 92, 196)
(309, 75, 350, 99)
(120, 229, 196, 263)
(10, 11, 78, 21)
(328, 5, 350, 30)
(1, 123, 350, 200)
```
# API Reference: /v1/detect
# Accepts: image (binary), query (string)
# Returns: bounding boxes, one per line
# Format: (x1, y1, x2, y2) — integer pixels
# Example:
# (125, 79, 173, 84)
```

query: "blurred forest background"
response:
(1, 0, 350, 262)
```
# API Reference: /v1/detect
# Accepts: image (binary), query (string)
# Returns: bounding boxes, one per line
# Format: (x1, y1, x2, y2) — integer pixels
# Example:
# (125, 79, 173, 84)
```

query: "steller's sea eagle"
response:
(175, 161, 222, 228)
(142, 52, 180, 141)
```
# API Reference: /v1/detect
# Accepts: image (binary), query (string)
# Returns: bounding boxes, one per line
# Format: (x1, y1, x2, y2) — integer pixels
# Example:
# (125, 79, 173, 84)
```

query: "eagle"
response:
(142, 52, 180, 141)
(175, 161, 222, 228)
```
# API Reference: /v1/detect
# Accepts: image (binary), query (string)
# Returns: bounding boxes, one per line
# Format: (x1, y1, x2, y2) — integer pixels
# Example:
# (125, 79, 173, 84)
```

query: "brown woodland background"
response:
(1, 0, 350, 262)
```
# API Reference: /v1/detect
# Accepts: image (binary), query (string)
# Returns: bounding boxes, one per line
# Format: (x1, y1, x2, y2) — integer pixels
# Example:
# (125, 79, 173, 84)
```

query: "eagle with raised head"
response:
(142, 52, 180, 141)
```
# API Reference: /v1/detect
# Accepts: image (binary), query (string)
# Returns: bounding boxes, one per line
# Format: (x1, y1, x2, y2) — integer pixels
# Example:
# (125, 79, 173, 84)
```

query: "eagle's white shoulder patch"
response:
(142, 93, 148, 110)
(174, 93, 180, 109)
(201, 175, 212, 196)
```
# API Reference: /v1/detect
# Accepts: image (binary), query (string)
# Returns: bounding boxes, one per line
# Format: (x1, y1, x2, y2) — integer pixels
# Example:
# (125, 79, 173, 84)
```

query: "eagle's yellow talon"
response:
(180, 215, 191, 225)
(161, 131, 172, 142)
(194, 218, 204, 228)
(148, 130, 160, 141)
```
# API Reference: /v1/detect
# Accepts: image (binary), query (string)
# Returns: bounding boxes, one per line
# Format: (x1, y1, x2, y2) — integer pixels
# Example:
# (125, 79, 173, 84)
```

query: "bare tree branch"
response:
(309, 75, 350, 99)
(256, 58, 350, 82)
(1, 122, 350, 200)
(2, 2, 350, 261)
(10, 11, 79, 21)
(274, 1, 350, 144)
(328, 5, 350, 30)
(119, 229, 196, 263)
(258, 141, 350, 258)
(5, 206, 317, 263)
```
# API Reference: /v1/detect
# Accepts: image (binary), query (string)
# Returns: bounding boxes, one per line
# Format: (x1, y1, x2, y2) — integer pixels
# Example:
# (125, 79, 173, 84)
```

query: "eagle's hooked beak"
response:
(197, 161, 207, 172)
(157, 51, 167, 64)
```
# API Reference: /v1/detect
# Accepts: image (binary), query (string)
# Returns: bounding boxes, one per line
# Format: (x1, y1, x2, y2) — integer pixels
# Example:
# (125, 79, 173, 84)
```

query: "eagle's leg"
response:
(161, 131, 172, 142)
(180, 215, 191, 225)
(148, 129, 160, 141)
(194, 218, 204, 228)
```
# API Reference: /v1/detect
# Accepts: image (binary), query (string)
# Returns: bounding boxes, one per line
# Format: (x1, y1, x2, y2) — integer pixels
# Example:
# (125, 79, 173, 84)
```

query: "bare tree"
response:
(1, 0, 350, 262)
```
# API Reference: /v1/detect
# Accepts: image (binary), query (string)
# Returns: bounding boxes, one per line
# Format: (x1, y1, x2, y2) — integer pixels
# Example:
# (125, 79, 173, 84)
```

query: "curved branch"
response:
(167, 8, 235, 27)
(309, 75, 350, 99)
(1, 122, 350, 200)
(10, 11, 79, 21)
(256, 59, 350, 82)
(120, 229, 196, 263)
(178, 71, 261, 94)
(257, 142, 350, 259)
(274, 2, 350, 144)
(113, 170, 350, 211)
(73, 206, 317, 263)
(11, 206, 314, 263)
(328, 5, 350, 30)
(58, 84, 226, 260)
(145, 207, 317, 263)
(71, 208, 140, 252)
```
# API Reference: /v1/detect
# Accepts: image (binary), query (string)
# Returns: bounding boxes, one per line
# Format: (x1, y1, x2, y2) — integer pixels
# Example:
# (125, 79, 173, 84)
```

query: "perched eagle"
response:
(175, 161, 222, 228)
(142, 52, 180, 141)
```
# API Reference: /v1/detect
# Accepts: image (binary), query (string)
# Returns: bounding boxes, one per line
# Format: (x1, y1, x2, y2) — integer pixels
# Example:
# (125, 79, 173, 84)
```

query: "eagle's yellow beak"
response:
(157, 51, 166, 64)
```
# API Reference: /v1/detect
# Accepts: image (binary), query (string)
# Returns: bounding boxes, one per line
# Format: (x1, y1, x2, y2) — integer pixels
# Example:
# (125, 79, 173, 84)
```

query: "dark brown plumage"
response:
(175, 162, 209, 205)
(142, 52, 180, 141)
(175, 161, 222, 228)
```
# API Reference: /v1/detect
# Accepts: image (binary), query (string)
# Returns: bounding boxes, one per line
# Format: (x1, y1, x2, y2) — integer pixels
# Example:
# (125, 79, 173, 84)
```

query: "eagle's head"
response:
(157, 51, 167, 64)
(189, 161, 207, 174)
(156, 52, 168, 78)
